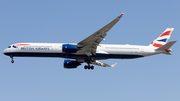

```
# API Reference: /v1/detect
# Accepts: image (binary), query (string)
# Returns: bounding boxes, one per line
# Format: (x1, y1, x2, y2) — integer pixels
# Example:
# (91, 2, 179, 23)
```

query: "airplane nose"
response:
(3, 49, 7, 55)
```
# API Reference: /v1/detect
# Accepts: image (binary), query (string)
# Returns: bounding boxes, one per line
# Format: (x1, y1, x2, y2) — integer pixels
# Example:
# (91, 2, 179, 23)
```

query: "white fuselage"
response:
(3, 43, 163, 60)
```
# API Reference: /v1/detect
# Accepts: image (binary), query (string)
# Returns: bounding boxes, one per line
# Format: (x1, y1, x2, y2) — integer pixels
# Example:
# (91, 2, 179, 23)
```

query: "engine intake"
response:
(64, 60, 81, 69)
(62, 44, 77, 53)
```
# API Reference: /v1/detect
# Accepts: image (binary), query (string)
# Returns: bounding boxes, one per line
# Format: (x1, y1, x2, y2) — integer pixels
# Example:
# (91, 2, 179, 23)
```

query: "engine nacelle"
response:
(62, 44, 77, 53)
(63, 60, 81, 69)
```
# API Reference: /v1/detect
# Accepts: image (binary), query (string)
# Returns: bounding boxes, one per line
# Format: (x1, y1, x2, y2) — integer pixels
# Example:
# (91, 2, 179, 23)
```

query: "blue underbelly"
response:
(4, 52, 144, 59)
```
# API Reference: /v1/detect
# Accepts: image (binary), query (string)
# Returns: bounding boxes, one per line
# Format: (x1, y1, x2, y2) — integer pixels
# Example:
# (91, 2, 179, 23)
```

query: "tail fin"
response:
(149, 28, 174, 48)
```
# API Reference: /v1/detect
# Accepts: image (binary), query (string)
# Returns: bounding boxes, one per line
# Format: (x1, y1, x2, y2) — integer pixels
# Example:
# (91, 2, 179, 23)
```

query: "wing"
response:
(91, 60, 117, 67)
(77, 13, 124, 56)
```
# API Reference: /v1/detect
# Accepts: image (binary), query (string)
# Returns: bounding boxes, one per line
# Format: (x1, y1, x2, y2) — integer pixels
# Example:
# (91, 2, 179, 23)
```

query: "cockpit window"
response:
(8, 46, 11, 48)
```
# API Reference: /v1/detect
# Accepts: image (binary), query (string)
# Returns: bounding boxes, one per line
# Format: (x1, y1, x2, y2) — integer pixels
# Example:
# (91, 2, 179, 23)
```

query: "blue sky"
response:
(0, 0, 180, 101)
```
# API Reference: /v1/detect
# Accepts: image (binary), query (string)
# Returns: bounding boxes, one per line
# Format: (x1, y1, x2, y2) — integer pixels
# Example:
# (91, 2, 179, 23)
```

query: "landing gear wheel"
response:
(91, 66, 94, 70)
(84, 57, 94, 70)
(11, 60, 14, 63)
(84, 65, 94, 70)
(84, 65, 88, 69)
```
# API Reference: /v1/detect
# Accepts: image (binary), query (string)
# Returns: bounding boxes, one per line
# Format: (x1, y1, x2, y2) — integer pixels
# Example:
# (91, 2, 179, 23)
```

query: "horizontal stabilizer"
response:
(162, 52, 171, 55)
(156, 41, 177, 50)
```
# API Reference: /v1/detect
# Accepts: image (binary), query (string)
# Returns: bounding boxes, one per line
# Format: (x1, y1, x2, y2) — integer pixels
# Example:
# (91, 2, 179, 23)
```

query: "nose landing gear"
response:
(10, 55, 14, 63)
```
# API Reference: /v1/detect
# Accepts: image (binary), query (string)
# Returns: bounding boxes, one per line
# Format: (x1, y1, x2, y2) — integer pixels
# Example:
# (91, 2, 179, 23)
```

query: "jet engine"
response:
(62, 44, 78, 53)
(63, 59, 81, 69)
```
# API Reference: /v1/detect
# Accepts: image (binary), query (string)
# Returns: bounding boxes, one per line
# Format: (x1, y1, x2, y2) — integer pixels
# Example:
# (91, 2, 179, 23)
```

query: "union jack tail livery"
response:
(149, 28, 174, 48)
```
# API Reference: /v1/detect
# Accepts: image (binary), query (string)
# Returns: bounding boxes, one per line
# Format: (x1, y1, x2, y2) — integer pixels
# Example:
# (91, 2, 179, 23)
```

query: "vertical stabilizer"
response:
(149, 28, 174, 48)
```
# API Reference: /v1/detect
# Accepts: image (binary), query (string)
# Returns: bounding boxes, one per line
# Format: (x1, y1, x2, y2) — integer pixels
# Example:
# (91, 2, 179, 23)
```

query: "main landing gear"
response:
(84, 64, 94, 70)
(10, 55, 14, 63)
(84, 58, 94, 70)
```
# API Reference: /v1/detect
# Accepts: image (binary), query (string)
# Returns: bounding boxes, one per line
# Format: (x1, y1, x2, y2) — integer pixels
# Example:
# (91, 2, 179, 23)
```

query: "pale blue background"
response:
(0, 0, 179, 101)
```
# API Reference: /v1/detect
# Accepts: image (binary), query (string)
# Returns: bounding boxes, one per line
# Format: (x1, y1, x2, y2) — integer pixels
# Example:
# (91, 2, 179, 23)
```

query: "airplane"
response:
(3, 13, 177, 70)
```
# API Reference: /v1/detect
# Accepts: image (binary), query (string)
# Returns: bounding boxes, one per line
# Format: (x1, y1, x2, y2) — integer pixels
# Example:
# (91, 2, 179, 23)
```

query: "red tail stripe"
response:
(151, 42, 163, 47)
(159, 31, 172, 37)
(153, 43, 163, 47)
